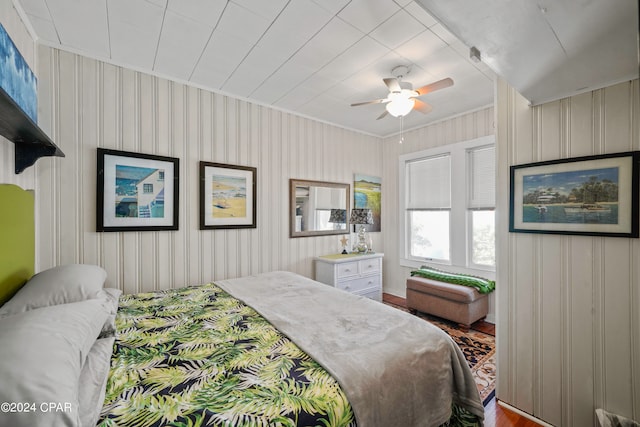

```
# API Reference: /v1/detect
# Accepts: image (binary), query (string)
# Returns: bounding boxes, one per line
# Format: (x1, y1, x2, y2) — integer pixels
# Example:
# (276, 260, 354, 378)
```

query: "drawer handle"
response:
(344, 268, 351, 272)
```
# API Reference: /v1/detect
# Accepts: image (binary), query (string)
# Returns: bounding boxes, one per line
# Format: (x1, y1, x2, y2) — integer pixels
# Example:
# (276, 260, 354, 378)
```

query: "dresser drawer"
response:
(336, 261, 359, 278)
(354, 287, 382, 302)
(358, 258, 381, 275)
(337, 276, 380, 293)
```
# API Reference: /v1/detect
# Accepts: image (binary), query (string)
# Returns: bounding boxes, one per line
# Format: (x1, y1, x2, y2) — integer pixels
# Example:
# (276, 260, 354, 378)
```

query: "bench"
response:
(406, 276, 489, 330)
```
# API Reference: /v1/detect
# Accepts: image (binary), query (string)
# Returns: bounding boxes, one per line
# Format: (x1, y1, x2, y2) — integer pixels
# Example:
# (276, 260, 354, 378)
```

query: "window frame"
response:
(399, 135, 496, 277)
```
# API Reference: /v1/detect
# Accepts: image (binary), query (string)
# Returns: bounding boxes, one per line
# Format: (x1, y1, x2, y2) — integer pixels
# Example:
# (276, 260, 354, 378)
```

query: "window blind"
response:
(406, 154, 451, 209)
(468, 145, 495, 208)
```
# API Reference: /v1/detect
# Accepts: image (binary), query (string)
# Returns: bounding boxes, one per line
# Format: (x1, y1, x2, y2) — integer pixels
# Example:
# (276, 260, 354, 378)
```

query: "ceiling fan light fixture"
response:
(385, 93, 415, 117)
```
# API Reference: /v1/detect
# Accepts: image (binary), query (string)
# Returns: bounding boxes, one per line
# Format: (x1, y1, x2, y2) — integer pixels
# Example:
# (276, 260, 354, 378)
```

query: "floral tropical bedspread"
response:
(97, 283, 356, 427)
(97, 281, 481, 427)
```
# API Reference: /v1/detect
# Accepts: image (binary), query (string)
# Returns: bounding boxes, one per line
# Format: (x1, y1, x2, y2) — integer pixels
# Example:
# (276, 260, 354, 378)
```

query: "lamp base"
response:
(355, 225, 369, 253)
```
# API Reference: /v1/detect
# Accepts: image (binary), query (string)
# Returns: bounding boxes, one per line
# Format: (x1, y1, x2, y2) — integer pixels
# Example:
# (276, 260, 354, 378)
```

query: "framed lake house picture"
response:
(200, 162, 257, 230)
(97, 148, 179, 232)
(509, 151, 639, 238)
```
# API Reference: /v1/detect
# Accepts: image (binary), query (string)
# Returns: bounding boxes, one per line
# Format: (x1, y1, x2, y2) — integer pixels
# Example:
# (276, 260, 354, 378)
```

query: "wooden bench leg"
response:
(458, 323, 470, 332)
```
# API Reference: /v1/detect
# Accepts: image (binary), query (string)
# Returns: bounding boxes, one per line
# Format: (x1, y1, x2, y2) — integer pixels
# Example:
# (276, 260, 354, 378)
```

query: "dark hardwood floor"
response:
(382, 293, 541, 426)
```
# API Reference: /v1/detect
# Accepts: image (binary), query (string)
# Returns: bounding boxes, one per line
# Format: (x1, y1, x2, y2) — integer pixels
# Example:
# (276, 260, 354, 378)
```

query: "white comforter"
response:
(217, 271, 484, 427)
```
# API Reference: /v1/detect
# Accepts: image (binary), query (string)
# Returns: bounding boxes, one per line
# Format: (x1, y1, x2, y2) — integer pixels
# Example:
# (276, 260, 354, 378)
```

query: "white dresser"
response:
(314, 253, 384, 301)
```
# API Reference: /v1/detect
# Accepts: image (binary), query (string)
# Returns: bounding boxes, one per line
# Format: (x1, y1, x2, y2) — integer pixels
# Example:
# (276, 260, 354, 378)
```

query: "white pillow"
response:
(97, 288, 122, 338)
(0, 299, 110, 427)
(0, 264, 107, 317)
(78, 337, 115, 427)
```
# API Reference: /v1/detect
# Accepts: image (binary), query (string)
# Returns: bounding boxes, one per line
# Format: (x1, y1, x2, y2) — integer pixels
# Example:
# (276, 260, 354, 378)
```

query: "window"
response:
(406, 154, 451, 262)
(399, 136, 495, 274)
(467, 145, 496, 268)
(143, 183, 153, 194)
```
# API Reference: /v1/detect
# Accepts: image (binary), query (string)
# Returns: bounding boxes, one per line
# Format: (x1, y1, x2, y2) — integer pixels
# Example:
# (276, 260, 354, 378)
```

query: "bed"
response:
(0, 184, 484, 427)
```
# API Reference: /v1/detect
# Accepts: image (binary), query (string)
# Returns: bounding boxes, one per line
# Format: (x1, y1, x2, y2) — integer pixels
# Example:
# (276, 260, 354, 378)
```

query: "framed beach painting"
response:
(200, 162, 257, 230)
(510, 151, 639, 238)
(97, 148, 179, 232)
(354, 174, 381, 232)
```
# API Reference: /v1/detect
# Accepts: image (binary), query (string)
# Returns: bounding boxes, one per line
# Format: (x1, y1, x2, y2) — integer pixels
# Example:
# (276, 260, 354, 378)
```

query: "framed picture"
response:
(97, 148, 179, 232)
(510, 151, 639, 237)
(354, 174, 381, 232)
(200, 162, 257, 230)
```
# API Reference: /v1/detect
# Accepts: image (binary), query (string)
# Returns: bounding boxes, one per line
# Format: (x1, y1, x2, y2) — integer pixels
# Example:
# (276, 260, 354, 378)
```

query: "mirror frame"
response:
(289, 179, 350, 238)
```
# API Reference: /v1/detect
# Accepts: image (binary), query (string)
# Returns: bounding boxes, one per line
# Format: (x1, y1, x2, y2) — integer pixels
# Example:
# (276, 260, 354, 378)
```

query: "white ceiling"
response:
(14, 0, 638, 137)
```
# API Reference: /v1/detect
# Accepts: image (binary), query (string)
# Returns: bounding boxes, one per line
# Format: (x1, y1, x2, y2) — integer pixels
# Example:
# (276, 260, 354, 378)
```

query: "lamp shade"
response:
(385, 92, 415, 117)
(328, 209, 346, 223)
(349, 209, 373, 225)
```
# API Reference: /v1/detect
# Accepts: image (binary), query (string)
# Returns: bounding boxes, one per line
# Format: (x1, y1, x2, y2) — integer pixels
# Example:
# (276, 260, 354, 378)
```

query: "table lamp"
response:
(349, 209, 373, 253)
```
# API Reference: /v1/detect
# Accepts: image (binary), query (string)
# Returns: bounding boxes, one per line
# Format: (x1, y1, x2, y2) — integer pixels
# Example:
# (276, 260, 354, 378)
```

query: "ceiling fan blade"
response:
(413, 99, 433, 114)
(383, 77, 401, 92)
(376, 110, 389, 120)
(350, 98, 388, 107)
(415, 77, 454, 96)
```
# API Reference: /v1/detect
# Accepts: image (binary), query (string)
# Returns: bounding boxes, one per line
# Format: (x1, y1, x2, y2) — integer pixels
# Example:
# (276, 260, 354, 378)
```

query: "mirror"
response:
(290, 179, 350, 238)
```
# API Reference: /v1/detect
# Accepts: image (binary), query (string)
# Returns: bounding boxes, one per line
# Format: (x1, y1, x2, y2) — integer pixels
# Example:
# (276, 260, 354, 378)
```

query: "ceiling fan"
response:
(351, 65, 453, 120)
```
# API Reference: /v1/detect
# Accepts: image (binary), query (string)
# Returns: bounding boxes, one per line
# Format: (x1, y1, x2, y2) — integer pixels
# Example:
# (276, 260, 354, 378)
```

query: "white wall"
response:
(34, 46, 382, 293)
(496, 77, 640, 426)
(380, 107, 496, 320)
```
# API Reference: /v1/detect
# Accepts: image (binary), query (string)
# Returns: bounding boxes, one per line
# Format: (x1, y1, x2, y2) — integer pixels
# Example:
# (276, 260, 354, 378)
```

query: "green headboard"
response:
(0, 184, 34, 305)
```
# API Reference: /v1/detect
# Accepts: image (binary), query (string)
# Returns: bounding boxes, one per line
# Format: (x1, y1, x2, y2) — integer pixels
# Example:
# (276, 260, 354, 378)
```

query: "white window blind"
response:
(468, 146, 495, 208)
(406, 154, 451, 209)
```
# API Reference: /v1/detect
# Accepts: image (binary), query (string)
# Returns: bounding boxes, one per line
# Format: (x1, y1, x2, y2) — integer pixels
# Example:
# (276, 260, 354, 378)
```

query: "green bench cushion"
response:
(410, 266, 495, 294)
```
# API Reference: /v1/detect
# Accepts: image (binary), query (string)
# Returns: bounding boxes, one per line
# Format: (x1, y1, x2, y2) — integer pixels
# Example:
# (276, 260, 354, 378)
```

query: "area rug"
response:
(385, 302, 496, 406)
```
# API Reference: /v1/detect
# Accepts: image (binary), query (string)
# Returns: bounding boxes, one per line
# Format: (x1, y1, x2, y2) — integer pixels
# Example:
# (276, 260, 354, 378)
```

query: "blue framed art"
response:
(0, 23, 37, 123)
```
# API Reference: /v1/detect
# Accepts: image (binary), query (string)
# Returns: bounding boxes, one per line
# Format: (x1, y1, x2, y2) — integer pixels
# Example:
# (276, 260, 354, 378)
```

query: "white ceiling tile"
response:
(222, 28, 306, 96)
(215, 1, 271, 44)
(369, 9, 425, 49)
(109, 21, 158, 69)
(47, 0, 110, 56)
(167, 0, 226, 26)
(231, 0, 288, 21)
(414, 46, 477, 82)
(403, 1, 437, 27)
(341, 51, 407, 89)
(108, 0, 164, 67)
(251, 61, 316, 104)
(25, 14, 58, 43)
(310, 0, 350, 15)
(393, 29, 447, 64)
(275, 83, 325, 110)
(190, 32, 254, 89)
(19, 0, 50, 20)
(270, 0, 333, 42)
(293, 17, 363, 71)
(223, 1, 333, 96)
(153, 10, 214, 80)
(338, 0, 400, 34)
(429, 23, 458, 45)
(317, 36, 388, 82)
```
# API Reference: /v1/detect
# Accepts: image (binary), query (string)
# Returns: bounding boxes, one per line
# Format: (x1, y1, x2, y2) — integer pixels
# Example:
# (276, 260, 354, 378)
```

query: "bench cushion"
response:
(407, 277, 484, 303)
(410, 266, 495, 294)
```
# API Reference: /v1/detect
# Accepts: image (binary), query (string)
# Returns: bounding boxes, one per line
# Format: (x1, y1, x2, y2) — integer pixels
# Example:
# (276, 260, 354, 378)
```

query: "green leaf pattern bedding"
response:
(97, 283, 356, 427)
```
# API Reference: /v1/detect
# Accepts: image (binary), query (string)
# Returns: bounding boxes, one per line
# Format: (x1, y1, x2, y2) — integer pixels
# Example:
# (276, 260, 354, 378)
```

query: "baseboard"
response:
(497, 400, 554, 427)
(485, 314, 495, 324)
